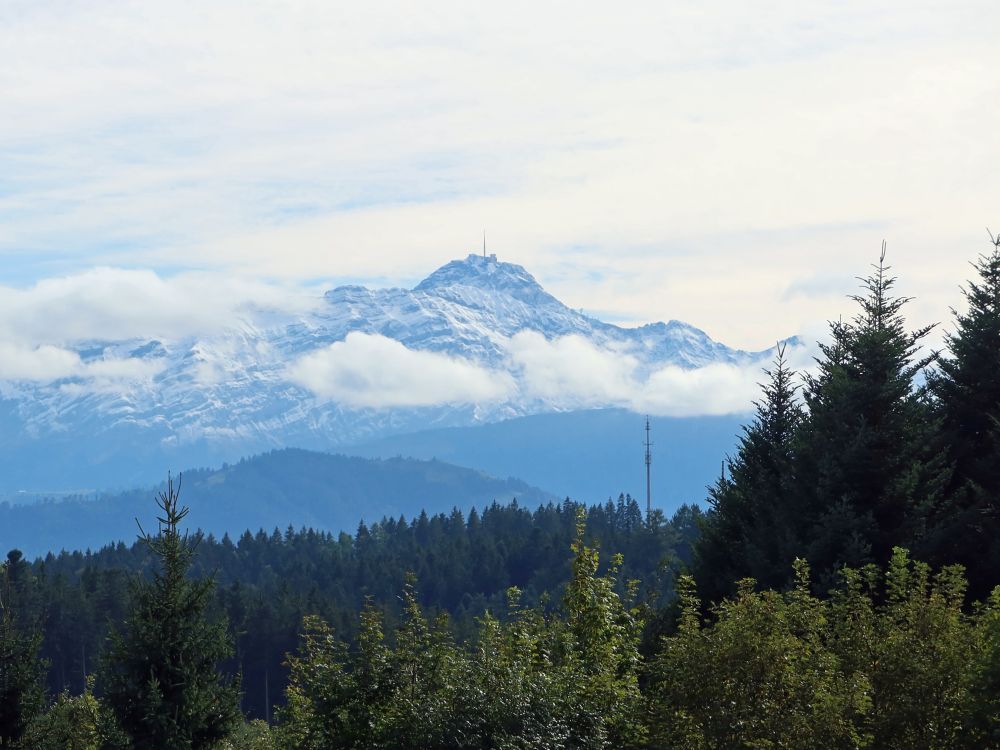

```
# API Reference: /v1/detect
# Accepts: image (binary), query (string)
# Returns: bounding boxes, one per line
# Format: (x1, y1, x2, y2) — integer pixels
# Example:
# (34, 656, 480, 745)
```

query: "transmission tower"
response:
(644, 416, 653, 523)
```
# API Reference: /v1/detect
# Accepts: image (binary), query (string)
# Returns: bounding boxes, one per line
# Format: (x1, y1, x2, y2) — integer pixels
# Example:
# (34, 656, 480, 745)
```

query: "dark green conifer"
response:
(100, 476, 240, 749)
(798, 246, 946, 583)
(925, 235, 1000, 596)
(694, 344, 804, 599)
(0, 551, 47, 748)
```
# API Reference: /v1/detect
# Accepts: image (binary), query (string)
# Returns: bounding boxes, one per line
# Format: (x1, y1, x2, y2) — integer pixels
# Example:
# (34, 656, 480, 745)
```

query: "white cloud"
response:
(0, 267, 316, 346)
(507, 331, 639, 408)
(507, 331, 815, 416)
(0, 342, 81, 381)
(0, 267, 314, 391)
(0, 341, 165, 389)
(638, 364, 763, 417)
(287, 332, 515, 408)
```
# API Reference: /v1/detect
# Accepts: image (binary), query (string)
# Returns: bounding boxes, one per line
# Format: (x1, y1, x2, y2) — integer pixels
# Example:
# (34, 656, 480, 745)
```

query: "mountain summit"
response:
(0, 255, 780, 491)
(414, 253, 559, 306)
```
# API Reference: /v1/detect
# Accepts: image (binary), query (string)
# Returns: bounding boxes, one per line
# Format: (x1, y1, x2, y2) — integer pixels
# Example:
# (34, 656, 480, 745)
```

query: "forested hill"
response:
(0, 449, 556, 556)
(15, 495, 697, 721)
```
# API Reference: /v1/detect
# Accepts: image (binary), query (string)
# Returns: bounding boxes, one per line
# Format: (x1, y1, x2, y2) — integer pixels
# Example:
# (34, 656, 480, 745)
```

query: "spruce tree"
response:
(101, 476, 240, 749)
(0, 552, 47, 748)
(925, 236, 1000, 596)
(797, 246, 945, 583)
(694, 344, 805, 599)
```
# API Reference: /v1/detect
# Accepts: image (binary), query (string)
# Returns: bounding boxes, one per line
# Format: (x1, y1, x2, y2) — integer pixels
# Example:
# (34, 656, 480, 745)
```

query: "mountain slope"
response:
(0, 449, 556, 556)
(1, 254, 777, 491)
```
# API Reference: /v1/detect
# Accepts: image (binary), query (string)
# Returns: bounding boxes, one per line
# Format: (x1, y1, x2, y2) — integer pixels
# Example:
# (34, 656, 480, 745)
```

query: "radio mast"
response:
(644, 416, 653, 523)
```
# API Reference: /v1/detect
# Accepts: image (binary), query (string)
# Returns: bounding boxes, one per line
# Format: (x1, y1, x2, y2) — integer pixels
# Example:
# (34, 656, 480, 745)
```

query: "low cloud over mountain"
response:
(0, 254, 802, 490)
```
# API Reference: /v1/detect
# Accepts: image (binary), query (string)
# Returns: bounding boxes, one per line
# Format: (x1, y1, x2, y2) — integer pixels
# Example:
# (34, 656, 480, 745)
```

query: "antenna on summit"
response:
(644, 416, 653, 523)
(483, 229, 486, 258)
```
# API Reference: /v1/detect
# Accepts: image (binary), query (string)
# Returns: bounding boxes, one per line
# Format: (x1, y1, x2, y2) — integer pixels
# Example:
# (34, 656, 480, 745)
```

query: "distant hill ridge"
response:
(346, 408, 744, 513)
(0, 449, 556, 557)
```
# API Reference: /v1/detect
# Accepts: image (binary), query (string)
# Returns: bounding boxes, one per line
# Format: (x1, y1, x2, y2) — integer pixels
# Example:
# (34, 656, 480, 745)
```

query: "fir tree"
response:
(797, 246, 946, 583)
(0, 551, 47, 748)
(694, 344, 805, 599)
(925, 235, 1000, 597)
(101, 476, 240, 749)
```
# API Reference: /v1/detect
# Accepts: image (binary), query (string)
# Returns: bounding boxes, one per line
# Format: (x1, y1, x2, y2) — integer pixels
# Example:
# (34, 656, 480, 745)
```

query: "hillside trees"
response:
(22, 496, 683, 719)
(100, 476, 241, 749)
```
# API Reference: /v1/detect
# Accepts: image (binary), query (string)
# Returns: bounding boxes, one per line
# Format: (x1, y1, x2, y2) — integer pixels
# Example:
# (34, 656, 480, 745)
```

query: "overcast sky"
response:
(2, 0, 998, 351)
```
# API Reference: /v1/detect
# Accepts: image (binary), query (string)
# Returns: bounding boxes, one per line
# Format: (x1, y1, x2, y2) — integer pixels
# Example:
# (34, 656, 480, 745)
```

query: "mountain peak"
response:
(413, 254, 558, 306)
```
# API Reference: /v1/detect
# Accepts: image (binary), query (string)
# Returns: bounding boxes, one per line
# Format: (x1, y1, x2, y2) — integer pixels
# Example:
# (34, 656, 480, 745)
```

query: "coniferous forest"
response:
(3, 243, 1000, 748)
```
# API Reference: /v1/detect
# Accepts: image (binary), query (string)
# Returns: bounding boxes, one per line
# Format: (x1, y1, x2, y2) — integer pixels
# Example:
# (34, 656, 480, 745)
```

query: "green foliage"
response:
(221, 721, 277, 750)
(19, 687, 100, 750)
(100, 476, 241, 749)
(651, 552, 1000, 749)
(18, 677, 127, 750)
(277, 615, 353, 749)
(454, 596, 572, 748)
(560, 510, 646, 748)
(278, 586, 468, 750)
(650, 561, 870, 749)
(972, 588, 1000, 743)
(829, 549, 986, 750)
(0, 551, 46, 749)
(277, 512, 646, 749)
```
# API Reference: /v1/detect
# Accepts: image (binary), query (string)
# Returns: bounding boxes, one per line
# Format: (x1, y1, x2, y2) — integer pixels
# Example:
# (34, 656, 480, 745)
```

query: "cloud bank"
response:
(0, 268, 314, 346)
(0, 267, 316, 391)
(286, 330, 810, 416)
(286, 332, 516, 408)
(0, 342, 81, 382)
(0, 341, 165, 390)
(507, 331, 773, 416)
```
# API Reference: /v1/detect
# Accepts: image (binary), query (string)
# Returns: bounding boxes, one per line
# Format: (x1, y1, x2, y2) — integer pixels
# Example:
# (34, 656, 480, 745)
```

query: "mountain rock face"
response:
(0, 254, 772, 490)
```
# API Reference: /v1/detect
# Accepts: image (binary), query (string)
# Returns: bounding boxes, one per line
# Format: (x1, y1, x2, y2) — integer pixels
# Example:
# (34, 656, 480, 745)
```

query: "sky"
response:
(2, 0, 998, 358)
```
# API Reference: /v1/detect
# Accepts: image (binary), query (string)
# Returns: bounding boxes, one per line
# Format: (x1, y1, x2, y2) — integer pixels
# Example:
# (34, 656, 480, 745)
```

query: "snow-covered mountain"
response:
(0, 254, 778, 490)
(317, 254, 752, 367)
